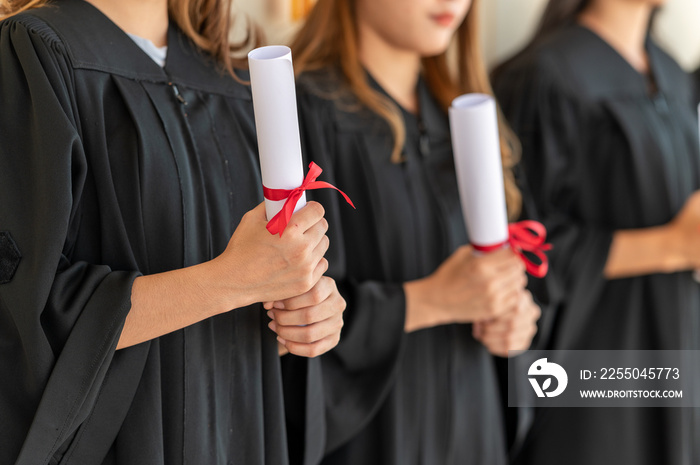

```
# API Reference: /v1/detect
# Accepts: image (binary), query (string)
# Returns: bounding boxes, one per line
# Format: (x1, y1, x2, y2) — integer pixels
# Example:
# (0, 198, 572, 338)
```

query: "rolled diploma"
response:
(248, 45, 306, 221)
(449, 94, 509, 248)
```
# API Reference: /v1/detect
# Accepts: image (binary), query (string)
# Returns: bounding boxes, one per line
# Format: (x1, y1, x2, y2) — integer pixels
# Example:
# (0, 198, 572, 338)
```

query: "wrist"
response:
(404, 278, 448, 332)
(659, 223, 690, 273)
(200, 257, 250, 316)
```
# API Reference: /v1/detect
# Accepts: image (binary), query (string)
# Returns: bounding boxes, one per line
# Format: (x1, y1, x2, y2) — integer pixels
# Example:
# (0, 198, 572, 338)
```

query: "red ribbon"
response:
(472, 220, 552, 278)
(263, 162, 355, 237)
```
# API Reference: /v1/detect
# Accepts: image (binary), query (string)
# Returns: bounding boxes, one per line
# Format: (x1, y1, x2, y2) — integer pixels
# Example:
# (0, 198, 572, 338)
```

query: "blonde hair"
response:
(0, 0, 259, 76)
(290, 0, 522, 219)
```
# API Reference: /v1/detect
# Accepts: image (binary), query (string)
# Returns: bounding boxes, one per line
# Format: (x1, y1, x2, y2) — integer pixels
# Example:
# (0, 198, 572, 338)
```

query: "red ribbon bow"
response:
(472, 220, 552, 278)
(263, 162, 355, 237)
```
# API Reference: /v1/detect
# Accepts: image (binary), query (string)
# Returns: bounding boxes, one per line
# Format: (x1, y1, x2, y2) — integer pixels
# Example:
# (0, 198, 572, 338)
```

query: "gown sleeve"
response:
(296, 82, 407, 454)
(693, 68, 700, 107)
(0, 17, 140, 465)
(513, 162, 560, 351)
(493, 54, 614, 349)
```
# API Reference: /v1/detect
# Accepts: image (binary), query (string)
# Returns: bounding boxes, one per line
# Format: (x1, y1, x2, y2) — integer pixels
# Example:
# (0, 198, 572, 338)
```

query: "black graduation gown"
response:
(494, 24, 700, 465)
(296, 70, 507, 465)
(0, 1, 322, 464)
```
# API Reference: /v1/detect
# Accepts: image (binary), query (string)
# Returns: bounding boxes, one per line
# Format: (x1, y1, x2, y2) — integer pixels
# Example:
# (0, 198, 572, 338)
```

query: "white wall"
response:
(480, 0, 548, 68)
(236, 0, 700, 71)
(482, 0, 700, 70)
(655, 0, 700, 70)
(233, 0, 297, 45)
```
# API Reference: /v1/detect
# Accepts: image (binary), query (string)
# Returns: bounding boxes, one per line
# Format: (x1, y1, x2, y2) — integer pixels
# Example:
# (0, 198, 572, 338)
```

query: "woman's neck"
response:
(357, 21, 421, 113)
(85, 0, 169, 47)
(578, 1, 654, 74)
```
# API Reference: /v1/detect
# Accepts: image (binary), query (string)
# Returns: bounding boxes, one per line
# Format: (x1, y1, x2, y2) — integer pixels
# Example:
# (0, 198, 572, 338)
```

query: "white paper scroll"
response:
(449, 94, 509, 247)
(248, 45, 306, 221)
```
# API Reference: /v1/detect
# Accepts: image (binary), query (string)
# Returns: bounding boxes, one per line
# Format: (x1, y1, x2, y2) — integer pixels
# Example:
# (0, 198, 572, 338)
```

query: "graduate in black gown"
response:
(269, 0, 544, 463)
(493, 0, 700, 464)
(0, 0, 347, 463)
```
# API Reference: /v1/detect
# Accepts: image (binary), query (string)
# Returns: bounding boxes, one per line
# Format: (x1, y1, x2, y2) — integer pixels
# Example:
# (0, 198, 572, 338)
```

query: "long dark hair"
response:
(532, 0, 593, 45)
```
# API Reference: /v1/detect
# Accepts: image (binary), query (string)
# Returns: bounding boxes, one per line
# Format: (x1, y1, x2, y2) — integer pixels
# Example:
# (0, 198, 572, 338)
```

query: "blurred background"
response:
(234, 0, 700, 71)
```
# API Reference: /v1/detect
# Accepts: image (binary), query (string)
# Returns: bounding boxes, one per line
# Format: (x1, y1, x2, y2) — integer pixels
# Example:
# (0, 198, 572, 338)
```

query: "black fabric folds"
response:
(296, 70, 509, 465)
(494, 24, 700, 465)
(0, 1, 318, 463)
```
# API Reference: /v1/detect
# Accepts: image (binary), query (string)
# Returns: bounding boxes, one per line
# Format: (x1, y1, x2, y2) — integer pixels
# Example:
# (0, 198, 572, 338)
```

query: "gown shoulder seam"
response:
(2, 12, 65, 51)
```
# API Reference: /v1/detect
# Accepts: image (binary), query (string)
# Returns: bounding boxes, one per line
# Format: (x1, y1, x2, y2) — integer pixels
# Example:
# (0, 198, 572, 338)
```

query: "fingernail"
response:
(268, 321, 277, 332)
(267, 311, 274, 320)
(274, 301, 285, 309)
(277, 336, 287, 345)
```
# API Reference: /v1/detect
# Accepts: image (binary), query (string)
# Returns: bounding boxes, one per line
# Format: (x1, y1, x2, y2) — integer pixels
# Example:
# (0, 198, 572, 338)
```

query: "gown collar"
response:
(546, 24, 674, 99)
(26, 0, 249, 97)
(364, 70, 450, 142)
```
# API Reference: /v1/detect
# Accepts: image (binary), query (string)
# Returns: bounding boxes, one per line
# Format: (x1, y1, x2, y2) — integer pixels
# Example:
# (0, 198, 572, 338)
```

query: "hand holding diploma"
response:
(248, 45, 354, 356)
(403, 246, 529, 332)
(265, 276, 346, 358)
(218, 201, 329, 304)
(448, 93, 547, 355)
(472, 289, 541, 358)
(403, 96, 546, 336)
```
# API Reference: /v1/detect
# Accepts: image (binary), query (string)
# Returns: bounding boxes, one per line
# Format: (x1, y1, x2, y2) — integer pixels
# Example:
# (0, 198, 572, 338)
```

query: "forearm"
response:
(118, 260, 243, 349)
(111, 201, 331, 350)
(604, 225, 687, 279)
